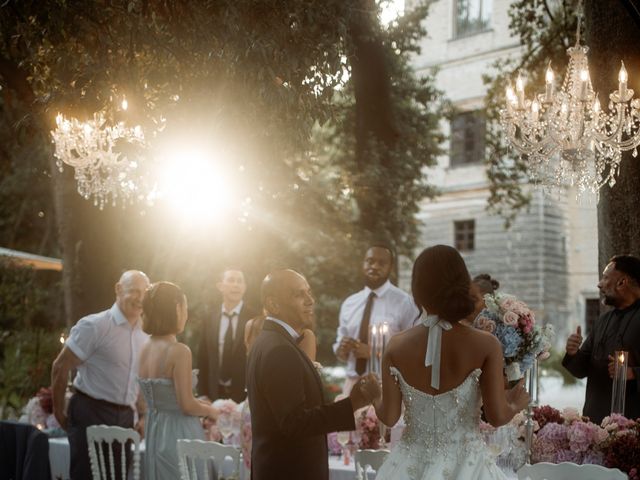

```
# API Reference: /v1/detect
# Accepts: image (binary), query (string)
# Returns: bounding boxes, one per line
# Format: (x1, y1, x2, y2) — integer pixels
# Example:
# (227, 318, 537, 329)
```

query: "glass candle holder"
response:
(611, 350, 628, 415)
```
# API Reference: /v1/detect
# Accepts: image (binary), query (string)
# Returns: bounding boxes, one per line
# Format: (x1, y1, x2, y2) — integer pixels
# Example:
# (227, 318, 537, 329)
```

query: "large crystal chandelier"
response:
(51, 107, 146, 209)
(500, 6, 640, 195)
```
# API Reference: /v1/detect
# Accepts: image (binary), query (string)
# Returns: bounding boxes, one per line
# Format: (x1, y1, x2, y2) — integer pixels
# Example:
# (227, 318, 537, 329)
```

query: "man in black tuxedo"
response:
(198, 268, 256, 402)
(247, 269, 380, 480)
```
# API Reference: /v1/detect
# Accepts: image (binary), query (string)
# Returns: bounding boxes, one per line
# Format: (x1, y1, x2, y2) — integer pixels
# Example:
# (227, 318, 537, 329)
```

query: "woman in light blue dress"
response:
(138, 282, 219, 480)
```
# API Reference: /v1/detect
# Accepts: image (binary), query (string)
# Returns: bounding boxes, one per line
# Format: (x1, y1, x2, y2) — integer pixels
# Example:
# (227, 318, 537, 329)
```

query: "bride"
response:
(374, 245, 529, 479)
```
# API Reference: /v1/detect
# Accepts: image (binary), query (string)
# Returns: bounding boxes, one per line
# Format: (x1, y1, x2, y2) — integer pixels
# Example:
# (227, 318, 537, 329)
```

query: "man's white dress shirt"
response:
(333, 279, 419, 378)
(66, 303, 149, 408)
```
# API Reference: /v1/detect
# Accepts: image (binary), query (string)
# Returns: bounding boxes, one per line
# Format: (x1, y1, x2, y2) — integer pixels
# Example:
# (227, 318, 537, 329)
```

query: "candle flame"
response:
(121, 98, 128, 111)
(619, 352, 625, 363)
(545, 65, 554, 84)
(580, 69, 589, 82)
(59, 333, 65, 344)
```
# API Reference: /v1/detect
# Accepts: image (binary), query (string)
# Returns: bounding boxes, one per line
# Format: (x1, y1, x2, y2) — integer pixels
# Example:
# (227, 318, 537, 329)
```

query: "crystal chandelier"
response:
(500, 7, 640, 195)
(51, 109, 146, 209)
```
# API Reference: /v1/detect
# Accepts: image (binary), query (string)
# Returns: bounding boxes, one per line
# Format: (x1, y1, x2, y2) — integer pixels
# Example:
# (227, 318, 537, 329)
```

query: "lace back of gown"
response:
(375, 367, 506, 480)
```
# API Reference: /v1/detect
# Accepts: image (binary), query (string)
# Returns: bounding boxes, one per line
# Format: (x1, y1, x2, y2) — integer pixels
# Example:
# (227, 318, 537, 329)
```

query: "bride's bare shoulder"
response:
(387, 325, 427, 349)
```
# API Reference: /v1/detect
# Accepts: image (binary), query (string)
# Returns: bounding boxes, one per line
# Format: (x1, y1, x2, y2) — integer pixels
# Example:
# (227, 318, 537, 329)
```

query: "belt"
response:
(74, 389, 132, 412)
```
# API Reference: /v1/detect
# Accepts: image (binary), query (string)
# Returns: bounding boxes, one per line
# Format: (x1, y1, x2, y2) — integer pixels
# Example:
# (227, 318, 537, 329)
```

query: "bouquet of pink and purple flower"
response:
(474, 293, 554, 381)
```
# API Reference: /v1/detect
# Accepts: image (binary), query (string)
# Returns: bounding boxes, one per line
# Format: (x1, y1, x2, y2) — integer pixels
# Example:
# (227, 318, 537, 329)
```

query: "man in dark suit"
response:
(563, 255, 640, 424)
(198, 268, 256, 402)
(247, 269, 380, 480)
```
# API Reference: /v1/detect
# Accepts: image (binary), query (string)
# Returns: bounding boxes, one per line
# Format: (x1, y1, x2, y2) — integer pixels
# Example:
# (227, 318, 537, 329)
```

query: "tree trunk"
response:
(50, 160, 125, 326)
(348, 0, 398, 235)
(585, 0, 640, 272)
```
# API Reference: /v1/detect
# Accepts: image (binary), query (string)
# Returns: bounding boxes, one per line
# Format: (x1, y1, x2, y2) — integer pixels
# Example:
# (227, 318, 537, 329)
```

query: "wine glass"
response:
(217, 414, 233, 444)
(336, 431, 350, 459)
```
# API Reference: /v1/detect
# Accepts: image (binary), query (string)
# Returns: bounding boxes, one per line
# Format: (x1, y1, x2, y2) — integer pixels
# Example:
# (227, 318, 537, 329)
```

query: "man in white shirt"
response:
(51, 270, 150, 480)
(198, 268, 256, 402)
(334, 245, 419, 394)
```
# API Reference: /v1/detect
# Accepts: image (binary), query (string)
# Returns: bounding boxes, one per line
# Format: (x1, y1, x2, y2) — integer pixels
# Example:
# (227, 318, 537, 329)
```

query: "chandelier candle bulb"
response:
(580, 69, 589, 100)
(618, 62, 628, 99)
(516, 74, 525, 108)
(531, 100, 540, 123)
(545, 65, 555, 102)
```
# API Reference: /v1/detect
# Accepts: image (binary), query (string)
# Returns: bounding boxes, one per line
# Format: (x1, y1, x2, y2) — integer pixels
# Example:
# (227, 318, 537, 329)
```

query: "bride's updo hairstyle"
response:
(142, 281, 185, 335)
(411, 245, 475, 322)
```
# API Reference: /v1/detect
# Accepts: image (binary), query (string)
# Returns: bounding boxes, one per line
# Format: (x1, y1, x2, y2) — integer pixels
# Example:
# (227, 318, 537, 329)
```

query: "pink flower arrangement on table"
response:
(355, 406, 381, 450)
(19, 387, 63, 432)
(474, 293, 554, 381)
(505, 405, 640, 478)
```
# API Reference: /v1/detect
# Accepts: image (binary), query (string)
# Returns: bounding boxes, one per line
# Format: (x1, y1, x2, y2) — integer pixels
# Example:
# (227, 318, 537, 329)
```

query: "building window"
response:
(455, 0, 492, 38)
(585, 298, 600, 335)
(450, 110, 485, 167)
(454, 220, 475, 252)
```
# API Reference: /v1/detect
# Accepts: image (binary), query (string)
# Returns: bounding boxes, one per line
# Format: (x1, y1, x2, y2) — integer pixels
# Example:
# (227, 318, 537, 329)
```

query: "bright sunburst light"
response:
(379, 0, 405, 26)
(155, 145, 234, 224)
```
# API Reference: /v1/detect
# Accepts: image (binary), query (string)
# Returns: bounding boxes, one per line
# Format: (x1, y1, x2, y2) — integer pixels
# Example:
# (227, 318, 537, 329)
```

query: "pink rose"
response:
(503, 311, 519, 326)
(474, 316, 496, 333)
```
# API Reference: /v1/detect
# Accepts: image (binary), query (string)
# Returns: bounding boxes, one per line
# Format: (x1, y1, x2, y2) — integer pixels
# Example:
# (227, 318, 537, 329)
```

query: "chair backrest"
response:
(517, 462, 628, 480)
(86, 425, 141, 480)
(177, 439, 241, 480)
(354, 449, 390, 480)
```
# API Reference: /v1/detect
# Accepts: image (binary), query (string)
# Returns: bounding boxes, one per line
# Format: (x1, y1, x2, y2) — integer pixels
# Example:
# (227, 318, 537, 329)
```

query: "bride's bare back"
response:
(376, 321, 527, 428)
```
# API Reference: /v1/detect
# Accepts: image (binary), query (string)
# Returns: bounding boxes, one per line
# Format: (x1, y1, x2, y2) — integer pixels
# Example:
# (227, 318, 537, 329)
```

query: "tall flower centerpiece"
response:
(474, 293, 554, 382)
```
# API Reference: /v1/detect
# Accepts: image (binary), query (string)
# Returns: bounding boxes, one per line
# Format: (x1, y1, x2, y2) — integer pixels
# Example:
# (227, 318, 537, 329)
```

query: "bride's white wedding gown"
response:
(375, 316, 507, 480)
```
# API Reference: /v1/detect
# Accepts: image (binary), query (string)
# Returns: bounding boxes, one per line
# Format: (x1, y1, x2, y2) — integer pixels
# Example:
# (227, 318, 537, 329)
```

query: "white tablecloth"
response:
(49, 438, 521, 480)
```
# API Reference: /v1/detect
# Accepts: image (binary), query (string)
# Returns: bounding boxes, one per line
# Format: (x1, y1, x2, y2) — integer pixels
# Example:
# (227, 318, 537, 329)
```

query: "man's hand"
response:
(565, 326, 583, 356)
(349, 373, 381, 411)
(336, 337, 358, 361)
(352, 341, 370, 359)
(134, 418, 145, 439)
(608, 355, 636, 379)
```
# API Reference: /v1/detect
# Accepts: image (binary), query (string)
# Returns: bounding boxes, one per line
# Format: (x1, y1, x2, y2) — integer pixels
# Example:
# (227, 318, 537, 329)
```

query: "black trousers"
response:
(67, 391, 134, 480)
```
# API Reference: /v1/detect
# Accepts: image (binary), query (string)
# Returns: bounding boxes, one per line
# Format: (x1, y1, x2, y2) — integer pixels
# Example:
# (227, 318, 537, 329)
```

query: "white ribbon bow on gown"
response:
(422, 313, 452, 390)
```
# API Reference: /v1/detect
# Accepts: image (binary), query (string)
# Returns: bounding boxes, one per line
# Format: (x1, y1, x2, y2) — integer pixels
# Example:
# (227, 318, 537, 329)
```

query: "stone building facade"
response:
(401, 0, 600, 341)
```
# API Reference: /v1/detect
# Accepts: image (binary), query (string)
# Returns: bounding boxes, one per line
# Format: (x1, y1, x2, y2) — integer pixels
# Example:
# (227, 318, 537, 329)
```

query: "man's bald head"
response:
(261, 269, 314, 332)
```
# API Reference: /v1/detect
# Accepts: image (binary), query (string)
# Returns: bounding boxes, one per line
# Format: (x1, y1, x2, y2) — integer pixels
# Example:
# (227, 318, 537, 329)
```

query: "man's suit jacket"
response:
(198, 303, 256, 402)
(247, 320, 355, 480)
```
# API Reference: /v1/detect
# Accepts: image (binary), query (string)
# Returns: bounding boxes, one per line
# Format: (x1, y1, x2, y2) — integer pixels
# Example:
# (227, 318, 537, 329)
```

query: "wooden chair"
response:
(517, 462, 628, 480)
(354, 449, 390, 480)
(86, 425, 141, 480)
(177, 439, 241, 480)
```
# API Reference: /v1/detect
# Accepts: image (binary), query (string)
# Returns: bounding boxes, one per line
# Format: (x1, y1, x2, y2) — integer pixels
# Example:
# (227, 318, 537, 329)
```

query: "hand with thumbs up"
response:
(565, 325, 583, 356)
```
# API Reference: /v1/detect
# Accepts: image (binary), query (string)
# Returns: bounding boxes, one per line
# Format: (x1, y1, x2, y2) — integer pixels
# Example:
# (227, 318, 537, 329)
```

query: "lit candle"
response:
(545, 64, 555, 102)
(515, 73, 525, 109)
(59, 333, 65, 344)
(611, 350, 628, 415)
(381, 322, 389, 361)
(121, 97, 128, 111)
(580, 69, 589, 100)
(531, 99, 540, 123)
(619, 61, 628, 99)
(369, 324, 377, 374)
